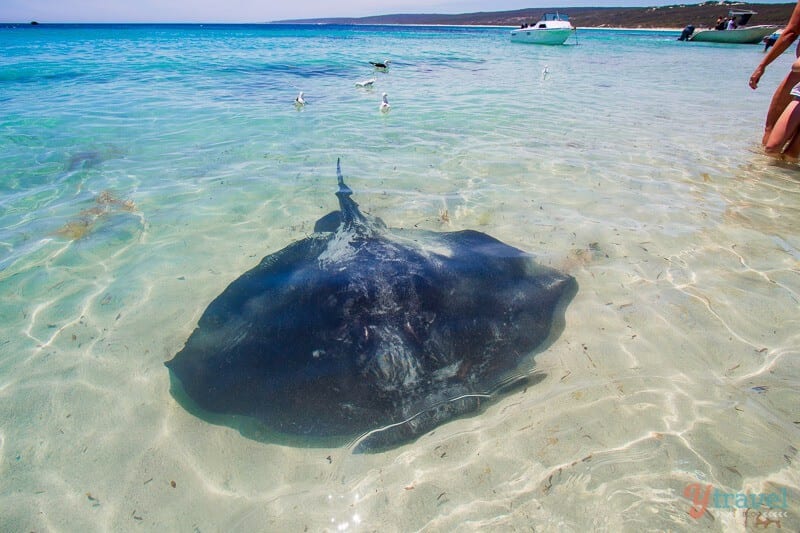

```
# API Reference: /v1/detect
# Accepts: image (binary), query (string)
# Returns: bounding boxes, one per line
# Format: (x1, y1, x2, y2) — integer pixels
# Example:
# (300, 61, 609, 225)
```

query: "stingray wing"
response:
(166, 231, 416, 436)
(165, 234, 363, 429)
(392, 228, 576, 381)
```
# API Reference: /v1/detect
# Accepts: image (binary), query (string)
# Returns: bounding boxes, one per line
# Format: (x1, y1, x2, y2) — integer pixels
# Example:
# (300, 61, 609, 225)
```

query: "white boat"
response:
(689, 10, 779, 44)
(510, 13, 576, 45)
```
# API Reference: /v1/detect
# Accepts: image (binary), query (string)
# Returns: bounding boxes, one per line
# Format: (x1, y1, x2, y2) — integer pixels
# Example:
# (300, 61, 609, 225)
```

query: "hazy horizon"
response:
(1, 0, 793, 24)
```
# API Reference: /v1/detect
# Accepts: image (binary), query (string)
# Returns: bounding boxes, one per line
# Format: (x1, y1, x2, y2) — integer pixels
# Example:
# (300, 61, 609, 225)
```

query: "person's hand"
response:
(750, 65, 765, 89)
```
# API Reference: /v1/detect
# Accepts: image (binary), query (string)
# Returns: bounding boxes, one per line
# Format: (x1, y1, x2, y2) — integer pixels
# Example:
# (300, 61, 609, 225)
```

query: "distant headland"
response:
(275, 1, 795, 30)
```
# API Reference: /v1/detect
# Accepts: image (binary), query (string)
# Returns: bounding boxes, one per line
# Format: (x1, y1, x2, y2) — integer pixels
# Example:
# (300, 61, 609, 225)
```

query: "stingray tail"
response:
(336, 158, 351, 196)
(335, 158, 368, 229)
(350, 394, 486, 453)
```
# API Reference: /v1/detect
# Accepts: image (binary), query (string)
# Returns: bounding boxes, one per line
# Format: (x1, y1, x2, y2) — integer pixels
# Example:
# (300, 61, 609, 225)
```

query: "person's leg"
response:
(763, 70, 800, 145)
(781, 121, 800, 161)
(765, 99, 800, 155)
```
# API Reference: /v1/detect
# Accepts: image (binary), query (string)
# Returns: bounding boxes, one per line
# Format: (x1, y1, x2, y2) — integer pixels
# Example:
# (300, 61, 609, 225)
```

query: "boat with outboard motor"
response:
(688, 10, 779, 44)
(510, 13, 576, 45)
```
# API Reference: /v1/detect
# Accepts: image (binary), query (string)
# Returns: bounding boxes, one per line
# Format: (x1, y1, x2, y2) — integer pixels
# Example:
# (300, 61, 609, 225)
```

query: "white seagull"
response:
(355, 78, 376, 88)
(294, 91, 306, 107)
(370, 59, 391, 70)
(380, 92, 391, 113)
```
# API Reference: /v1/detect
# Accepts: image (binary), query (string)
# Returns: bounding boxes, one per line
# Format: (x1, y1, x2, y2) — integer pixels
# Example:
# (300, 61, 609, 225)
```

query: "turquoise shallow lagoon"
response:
(1, 23, 798, 531)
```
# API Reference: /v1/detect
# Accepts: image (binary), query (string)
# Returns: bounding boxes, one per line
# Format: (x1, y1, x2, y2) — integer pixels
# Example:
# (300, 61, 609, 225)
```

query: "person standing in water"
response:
(749, 0, 800, 157)
(763, 60, 800, 160)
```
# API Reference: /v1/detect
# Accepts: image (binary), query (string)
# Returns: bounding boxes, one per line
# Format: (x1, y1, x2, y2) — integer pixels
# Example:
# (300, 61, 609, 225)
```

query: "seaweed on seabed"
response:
(55, 190, 137, 240)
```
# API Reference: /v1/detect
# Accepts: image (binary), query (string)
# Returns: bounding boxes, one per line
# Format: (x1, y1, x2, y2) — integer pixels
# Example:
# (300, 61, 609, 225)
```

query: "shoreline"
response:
(267, 21, 685, 31)
(5, 21, 684, 30)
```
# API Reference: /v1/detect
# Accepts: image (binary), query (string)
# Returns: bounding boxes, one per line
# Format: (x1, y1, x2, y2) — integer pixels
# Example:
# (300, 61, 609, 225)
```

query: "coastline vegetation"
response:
(276, 1, 795, 30)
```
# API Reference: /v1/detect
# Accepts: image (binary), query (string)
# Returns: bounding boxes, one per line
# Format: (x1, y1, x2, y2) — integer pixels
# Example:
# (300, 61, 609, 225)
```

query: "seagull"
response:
(355, 78, 376, 88)
(294, 91, 305, 107)
(541, 65, 550, 80)
(370, 59, 391, 70)
(380, 92, 391, 113)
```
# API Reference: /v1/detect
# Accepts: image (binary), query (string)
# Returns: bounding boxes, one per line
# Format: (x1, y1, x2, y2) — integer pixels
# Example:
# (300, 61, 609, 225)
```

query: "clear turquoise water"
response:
(1, 24, 798, 531)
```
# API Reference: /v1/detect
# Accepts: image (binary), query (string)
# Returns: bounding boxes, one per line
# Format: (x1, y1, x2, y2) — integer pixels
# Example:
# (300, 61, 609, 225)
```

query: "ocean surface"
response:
(1, 23, 798, 531)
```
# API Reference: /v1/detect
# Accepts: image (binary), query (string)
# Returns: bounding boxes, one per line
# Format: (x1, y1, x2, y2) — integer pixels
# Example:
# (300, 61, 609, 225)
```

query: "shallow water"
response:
(0, 24, 798, 531)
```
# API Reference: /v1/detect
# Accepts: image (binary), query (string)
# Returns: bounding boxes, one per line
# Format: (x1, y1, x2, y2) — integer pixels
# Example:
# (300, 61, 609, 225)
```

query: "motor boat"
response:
(511, 13, 576, 45)
(689, 10, 779, 44)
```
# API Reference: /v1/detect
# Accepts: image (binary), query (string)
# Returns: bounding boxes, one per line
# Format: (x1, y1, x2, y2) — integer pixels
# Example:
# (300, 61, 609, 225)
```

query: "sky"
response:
(0, 0, 791, 23)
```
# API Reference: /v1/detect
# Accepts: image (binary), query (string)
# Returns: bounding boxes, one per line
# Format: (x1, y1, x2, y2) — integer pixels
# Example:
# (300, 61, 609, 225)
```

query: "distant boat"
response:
(689, 10, 779, 44)
(510, 13, 576, 46)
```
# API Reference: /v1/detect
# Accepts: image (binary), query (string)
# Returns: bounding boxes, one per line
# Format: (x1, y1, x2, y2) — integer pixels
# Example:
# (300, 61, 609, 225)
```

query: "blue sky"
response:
(1, 0, 790, 23)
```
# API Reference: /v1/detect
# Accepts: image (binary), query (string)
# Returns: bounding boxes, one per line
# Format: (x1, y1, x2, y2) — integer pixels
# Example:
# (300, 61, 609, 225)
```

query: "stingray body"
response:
(166, 160, 576, 452)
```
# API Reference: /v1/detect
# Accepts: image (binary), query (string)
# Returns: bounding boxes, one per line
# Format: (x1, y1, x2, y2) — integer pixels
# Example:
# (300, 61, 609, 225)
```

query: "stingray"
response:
(166, 160, 577, 452)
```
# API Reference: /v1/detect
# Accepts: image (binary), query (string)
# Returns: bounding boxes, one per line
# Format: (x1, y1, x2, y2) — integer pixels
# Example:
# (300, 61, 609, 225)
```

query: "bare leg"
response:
(782, 128, 800, 161)
(765, 99, 800, 156)
(763, 71, 800, 145)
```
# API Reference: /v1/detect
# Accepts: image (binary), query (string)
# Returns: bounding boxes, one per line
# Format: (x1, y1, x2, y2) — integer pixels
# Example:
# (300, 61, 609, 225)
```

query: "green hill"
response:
(276, 2, 795, 29)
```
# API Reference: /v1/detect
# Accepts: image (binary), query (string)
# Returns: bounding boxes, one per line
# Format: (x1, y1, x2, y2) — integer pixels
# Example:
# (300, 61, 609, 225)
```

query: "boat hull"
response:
(510, 28, 574, 45)
(689, 25, 779, 44)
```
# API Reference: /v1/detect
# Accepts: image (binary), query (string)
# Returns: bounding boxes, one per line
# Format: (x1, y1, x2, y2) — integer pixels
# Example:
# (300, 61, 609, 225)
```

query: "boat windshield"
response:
(543, 13, 569, 22)
(729, 10, 755, 25)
